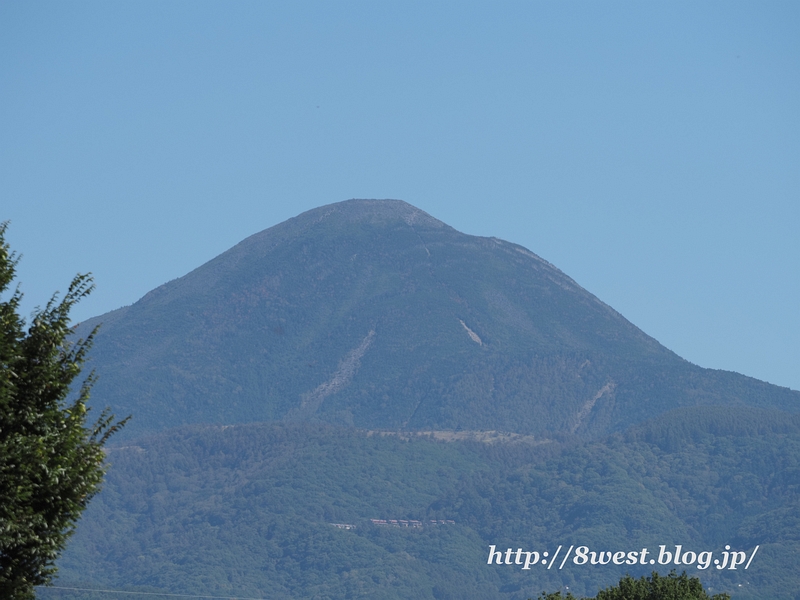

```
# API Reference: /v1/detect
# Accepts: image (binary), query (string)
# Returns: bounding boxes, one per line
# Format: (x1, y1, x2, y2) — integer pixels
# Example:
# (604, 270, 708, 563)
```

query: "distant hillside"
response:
(75, 199, 799, 439)
(47, 406, 800, 599)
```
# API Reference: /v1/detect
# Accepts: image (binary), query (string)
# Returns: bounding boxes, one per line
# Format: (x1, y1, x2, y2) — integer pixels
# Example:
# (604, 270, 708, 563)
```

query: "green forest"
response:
(35, 405, 799, 600)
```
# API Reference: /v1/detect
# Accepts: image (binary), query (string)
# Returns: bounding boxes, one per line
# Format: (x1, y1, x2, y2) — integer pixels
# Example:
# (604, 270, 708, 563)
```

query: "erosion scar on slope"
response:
(297, 330, 376, 416)
(572, 381, 616, 433)
(459, 319, 483, 345)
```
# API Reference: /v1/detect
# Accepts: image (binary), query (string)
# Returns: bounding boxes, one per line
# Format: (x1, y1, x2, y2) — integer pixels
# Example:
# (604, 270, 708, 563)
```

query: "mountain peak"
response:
(78, 200, 800, 440)
(299, 199, 449, 229)
(221, 199, 450, 264)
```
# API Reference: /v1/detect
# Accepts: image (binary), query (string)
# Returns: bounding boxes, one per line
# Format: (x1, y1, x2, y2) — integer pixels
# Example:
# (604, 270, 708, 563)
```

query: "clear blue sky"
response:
(2, 1, 798, 391)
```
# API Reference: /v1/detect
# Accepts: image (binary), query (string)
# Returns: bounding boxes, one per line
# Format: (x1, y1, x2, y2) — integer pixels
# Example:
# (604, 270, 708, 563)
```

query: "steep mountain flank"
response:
(75, 199, 799, 439)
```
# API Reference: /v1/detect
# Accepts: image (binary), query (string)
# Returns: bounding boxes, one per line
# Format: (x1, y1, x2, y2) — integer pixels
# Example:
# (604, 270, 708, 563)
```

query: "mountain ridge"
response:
(74, 199, 799, 440)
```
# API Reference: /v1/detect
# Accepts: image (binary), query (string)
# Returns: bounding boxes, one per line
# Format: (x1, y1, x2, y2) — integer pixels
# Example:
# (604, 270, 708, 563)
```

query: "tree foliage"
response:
(594, 571, 729, 600)
(0, 223, 128, 599)
(537, 571, 730, 600)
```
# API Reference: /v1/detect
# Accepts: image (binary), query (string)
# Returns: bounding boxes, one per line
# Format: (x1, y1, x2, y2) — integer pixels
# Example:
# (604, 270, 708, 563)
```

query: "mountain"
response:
(49, 199, 799, 600)
(76, 199, 799, 440)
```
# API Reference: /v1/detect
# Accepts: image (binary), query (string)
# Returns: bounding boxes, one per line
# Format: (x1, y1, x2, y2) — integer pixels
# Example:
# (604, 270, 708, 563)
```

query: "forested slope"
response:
(44, 406, 799, 599)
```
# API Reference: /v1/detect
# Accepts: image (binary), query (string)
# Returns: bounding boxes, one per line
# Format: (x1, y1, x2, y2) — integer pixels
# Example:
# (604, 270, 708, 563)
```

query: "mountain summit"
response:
(78, 199, 799, 439)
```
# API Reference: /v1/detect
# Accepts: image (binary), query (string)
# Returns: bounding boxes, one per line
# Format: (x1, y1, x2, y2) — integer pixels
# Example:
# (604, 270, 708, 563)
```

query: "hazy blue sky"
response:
(2, 1, 798, 391)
